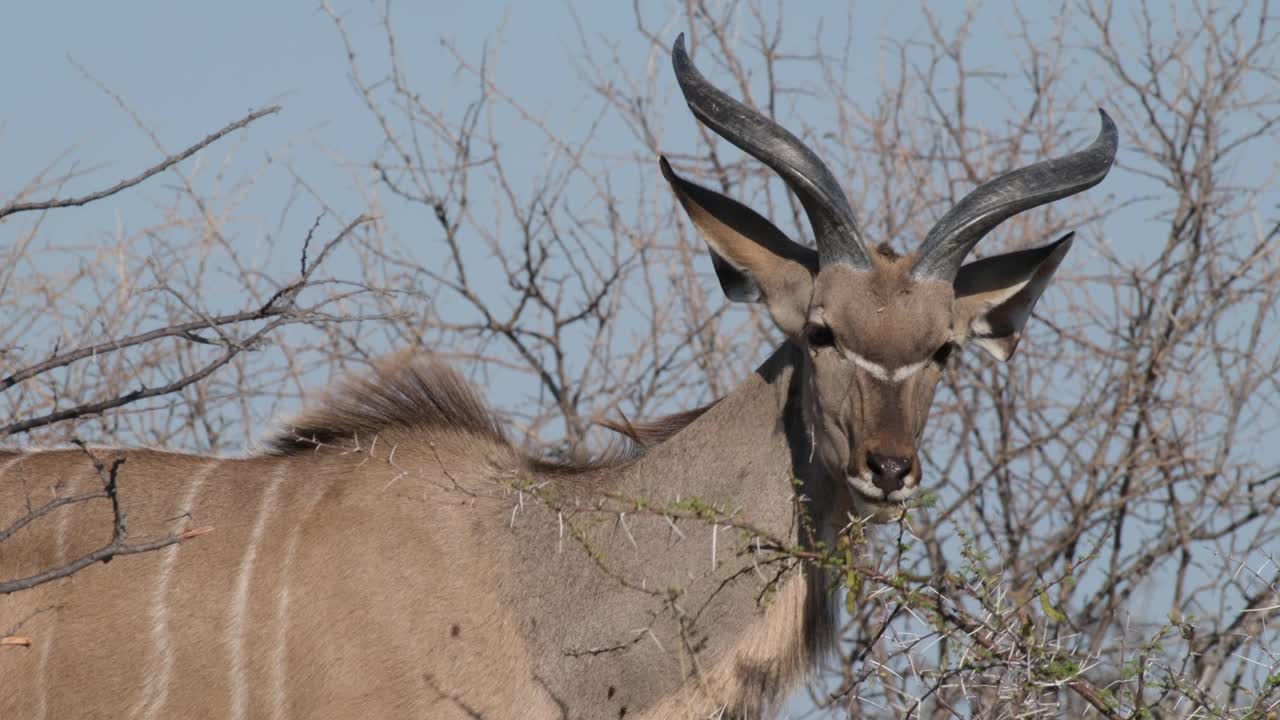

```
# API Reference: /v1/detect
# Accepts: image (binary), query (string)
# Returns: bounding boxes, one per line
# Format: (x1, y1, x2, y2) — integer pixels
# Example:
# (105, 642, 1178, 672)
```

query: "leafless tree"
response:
(2, 0, 1276, 716)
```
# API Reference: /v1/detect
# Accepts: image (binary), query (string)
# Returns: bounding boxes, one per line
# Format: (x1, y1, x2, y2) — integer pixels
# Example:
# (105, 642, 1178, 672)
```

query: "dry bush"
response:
(2, 0, 1277, 716)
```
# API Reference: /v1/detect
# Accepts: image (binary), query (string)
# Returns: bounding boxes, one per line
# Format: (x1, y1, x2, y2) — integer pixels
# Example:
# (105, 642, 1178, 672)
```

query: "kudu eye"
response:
(932, 342, 955, 366)
(806, 324, 835, 349)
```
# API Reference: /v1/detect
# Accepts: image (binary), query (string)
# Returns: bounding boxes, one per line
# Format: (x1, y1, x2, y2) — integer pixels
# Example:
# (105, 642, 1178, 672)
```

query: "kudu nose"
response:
(866, 452, 911, 495)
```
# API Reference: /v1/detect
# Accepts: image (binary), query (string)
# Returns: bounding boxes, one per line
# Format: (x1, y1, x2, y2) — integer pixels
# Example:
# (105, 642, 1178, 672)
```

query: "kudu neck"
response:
(513, 342, 839, 713)
(617, 341, 833, 543)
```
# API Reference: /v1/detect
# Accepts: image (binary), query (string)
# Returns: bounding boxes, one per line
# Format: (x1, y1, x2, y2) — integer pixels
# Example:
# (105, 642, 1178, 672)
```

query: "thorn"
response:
(618, 513, 638, 550)
(645, 628, 665, 653)
(663, 514, 686, 540)
(1, 636, 32, 647)
(180, 526, 215, 540)
(711, 524, 719, 571)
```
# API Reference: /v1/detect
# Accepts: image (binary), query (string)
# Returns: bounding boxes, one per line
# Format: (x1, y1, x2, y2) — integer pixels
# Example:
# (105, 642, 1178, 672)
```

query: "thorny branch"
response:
(0, 215, 370, 437)
(0, 105, 280, 221)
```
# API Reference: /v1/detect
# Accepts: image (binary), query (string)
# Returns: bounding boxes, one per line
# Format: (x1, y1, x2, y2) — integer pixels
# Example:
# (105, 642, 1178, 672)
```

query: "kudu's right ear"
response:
(660, 157, 817, 338)
(952, 232, 1074, 361)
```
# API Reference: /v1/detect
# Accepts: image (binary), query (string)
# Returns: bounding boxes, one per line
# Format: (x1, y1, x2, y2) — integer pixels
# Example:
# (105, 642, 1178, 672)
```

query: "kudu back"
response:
(1, 34, 1116, 719)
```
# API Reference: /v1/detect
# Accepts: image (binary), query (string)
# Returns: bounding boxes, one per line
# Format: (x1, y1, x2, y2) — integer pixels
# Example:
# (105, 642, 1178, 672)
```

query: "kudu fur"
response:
(1, 34, 1116, 719)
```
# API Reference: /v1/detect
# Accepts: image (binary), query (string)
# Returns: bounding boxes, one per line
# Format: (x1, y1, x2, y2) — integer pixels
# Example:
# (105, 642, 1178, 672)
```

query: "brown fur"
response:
(873, 241, 899, 259)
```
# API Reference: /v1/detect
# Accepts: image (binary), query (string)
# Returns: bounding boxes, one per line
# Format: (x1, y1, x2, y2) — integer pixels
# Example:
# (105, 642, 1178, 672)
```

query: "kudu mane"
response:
(265, 354, 510, 456)
(595, 400, 721, 449)
(265, 352, 712, 475)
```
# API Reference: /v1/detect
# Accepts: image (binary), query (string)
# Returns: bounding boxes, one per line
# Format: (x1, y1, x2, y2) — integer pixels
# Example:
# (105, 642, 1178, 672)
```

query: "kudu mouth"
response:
(845, 477, 915, 525)
(845, 451, 921, 522)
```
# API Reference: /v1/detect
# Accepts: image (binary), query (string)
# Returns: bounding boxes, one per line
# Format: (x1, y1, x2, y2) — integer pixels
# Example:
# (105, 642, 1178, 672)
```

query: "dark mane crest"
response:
(265, 353, 509, 455)
(521, 400, 721, 477)
(595, 400, 721, 449)
(874, 242, 899, 259)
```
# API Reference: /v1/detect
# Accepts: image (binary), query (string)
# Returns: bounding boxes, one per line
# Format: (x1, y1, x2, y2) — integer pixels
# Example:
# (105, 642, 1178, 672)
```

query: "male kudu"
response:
(1, 34, 1116, 719)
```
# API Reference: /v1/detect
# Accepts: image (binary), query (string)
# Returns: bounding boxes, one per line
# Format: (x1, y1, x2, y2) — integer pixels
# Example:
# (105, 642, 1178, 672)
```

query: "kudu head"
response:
(663, 35, 1117, 522)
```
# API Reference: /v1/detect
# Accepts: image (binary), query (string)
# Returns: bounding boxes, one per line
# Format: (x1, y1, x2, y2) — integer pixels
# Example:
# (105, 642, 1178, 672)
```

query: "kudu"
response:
(1, 35, 1116, 719)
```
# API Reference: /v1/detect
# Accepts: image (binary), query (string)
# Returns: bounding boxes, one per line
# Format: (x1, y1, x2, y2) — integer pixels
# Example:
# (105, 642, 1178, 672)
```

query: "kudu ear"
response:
(953, 232, 1074, 361)
(660, 156, 817, 337)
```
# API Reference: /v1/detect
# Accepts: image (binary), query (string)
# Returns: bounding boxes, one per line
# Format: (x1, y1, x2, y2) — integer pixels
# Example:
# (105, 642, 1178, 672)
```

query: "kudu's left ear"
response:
(660, 156, 817, 338)
(952, 232, 1075, 361)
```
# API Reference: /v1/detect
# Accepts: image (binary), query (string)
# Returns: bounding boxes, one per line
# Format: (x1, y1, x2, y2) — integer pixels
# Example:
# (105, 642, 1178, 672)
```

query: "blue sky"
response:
(5, 1, 1217, 294)
(3, 1, 1019, 248)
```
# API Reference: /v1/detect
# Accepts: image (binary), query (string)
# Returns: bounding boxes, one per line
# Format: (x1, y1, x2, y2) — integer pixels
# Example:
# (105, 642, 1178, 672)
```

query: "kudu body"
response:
(1, 35, 1116, 719)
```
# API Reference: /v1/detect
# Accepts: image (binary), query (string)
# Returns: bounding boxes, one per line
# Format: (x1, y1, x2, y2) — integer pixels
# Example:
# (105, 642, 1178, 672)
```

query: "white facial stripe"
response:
(846, 351, 890, 381)
(846, 351, 928, 384)
(892, 359, 929, 382)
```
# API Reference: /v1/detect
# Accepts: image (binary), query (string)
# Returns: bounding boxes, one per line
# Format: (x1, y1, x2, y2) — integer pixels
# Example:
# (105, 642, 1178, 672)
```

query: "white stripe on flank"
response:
(269, 475, 327, 720)
(38, 456, 85, 720)
(229, 463, 285, 720)
(134, 458, 221, 720)
(0, 453, 24, 477)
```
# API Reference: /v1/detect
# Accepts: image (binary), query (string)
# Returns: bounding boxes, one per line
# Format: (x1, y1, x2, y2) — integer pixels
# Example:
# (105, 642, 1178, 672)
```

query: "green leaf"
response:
(844, 541, 861, 615)
(1039, 591, 1067, 623)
